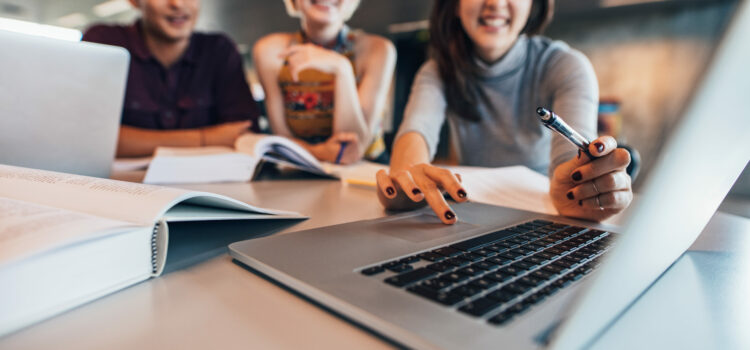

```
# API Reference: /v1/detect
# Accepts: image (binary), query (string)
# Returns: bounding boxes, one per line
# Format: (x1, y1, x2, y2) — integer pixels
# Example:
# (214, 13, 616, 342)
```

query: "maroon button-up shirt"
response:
(83, 21, 260, 132)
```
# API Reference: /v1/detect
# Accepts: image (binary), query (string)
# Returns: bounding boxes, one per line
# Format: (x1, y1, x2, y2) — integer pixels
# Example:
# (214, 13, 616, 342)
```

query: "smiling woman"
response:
(377, 0, 634, 225)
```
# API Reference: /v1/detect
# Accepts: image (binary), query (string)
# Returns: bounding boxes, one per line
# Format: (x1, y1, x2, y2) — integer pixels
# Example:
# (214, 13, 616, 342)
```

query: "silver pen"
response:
(536, 107, 596, 159)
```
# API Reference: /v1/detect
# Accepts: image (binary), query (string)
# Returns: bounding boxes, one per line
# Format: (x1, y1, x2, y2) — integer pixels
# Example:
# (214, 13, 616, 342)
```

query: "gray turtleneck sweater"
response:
(396, 35, 598, 175)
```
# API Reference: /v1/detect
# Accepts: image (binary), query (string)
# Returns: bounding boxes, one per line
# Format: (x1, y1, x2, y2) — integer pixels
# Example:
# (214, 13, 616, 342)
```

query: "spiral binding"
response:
(151, 222, 160, 274)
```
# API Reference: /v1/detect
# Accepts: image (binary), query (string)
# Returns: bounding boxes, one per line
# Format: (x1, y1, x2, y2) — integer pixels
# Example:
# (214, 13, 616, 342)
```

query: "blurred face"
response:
(294, 0, 358, 26)
(130, 0, 200, 42)
(458, 0, 532, 62)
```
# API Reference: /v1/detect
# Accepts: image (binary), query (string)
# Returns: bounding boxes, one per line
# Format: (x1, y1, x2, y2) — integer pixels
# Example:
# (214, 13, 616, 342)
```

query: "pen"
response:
(536, 107, 596, 159)
(335, 142, 348, 164)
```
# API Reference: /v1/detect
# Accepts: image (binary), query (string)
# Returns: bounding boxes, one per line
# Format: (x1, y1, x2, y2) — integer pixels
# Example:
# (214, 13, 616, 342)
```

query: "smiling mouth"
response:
(479, 17, 510, 29)
(165, 14, 190, 26)
(311, 0, 339, 8)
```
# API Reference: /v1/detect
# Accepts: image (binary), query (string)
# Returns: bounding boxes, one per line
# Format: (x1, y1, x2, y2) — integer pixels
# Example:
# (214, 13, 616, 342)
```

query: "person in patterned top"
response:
(254, 0, 396, 164)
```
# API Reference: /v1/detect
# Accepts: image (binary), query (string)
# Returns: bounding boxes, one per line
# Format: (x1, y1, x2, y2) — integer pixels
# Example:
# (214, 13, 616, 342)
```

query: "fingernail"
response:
(594, 142, 605, 153)
(457, 189, 467, 198)
(578, 200, 583, 207)
(567, 191, 574, 200)
(577, 149, 582, 159)
(572, 171, 582, 181)
(386, 187, 395, 196)
(445, 211, 455, 220)
(412, 188, 422, 196)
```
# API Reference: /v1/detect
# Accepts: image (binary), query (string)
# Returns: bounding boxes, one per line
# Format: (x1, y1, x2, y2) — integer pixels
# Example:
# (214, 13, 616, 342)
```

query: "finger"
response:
(421, 165, 468, 202)
(578, 190, 633, 211)
(570, 148, 631, 184)
(376, 170, 397, 199)
(412, 171, 457, 224)
(567, 171, 631, 201)
(588, 135, 618, 158)
(392, 170, 425, 202)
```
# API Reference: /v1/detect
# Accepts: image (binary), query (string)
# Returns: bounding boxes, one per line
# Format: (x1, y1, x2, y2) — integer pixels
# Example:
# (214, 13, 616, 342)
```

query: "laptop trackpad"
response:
(375, 213, 479, 243)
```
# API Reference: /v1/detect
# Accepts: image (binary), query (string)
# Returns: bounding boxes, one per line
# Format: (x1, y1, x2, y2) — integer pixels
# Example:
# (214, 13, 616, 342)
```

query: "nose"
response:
(168, 0, 185, 8)
(484, 0, 508, 8)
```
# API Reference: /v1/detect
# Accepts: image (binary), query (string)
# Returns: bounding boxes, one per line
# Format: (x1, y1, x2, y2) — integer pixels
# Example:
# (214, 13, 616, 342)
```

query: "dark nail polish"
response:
(572, 171, 582, 181)
(578, 200, 583, 207)
(567, 191, 574, 200)
(457, 189, 467, 198)
(412, 188, 422, 196)
(594, 142, 605, 153)
(577, 149, 582, 159)
(386, 187, 395, 196)
(445, 211, 456, 220)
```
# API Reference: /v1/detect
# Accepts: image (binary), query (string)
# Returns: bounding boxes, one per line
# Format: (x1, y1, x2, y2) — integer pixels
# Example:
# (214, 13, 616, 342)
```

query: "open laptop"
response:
(229, 2, 750, 349)
(0, 30, 128, 178)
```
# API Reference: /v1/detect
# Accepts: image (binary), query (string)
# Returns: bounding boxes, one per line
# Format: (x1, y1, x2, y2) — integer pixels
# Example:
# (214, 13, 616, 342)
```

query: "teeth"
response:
(483, 18, 506, 27)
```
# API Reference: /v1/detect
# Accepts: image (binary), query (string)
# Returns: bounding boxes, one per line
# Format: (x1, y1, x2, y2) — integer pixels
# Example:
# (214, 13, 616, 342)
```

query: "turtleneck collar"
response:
(473, 35, 529, 80)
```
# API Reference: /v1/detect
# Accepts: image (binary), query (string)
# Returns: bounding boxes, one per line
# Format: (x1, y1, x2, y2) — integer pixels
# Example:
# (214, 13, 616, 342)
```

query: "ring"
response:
(596, 195, 604, 211)
(592, 181, 600, 194)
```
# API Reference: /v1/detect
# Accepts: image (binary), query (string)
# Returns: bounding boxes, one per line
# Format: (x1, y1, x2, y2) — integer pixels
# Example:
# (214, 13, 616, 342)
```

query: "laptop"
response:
(229, 2, 750, 349)
(0, 30, 129, 178)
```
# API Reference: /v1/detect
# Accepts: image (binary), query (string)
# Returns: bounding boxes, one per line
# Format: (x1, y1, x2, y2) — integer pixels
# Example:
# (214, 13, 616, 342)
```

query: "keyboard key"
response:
(433, 246, 463, 257)
(361, 266, 384, 276)
(458, 297, 503, 317)
(487, 256, 512, 266)
(472, 261, 499, 271)
(418, 252, 446, 262)
(485, 244, 508, 252)
(386, 264, 413, 273)
(473, 248, 496, 257)
(487, 289, 516, 302)
(407, 286, 464, 306)
(440, 272, 470, 284)
(498, 266, 525, 276)
(421, 278, 453, 291)
(449, 230, 513, 252)
(511, 261, 535, 271)
(444, 257, 471, 267)
(488, 310, 515, 325)
(456, 267, 483, 277)
(470, 278, 499, 290)
(385, 268, 438, 287)
(517, 275, 544, 288)
(426, 262, 454, 273)
(485, 271, 513, 283)
(459, 253, 484, 262)
(503, 282, 532, 295)
(451, 284, 483, 298)
(398, 256, 421, 264)
(531, 269, 555, 280)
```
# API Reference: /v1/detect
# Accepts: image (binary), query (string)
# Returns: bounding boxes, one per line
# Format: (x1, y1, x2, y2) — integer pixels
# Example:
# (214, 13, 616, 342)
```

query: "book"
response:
(0, 164, 304, 336)
(142, 133, 387, 185)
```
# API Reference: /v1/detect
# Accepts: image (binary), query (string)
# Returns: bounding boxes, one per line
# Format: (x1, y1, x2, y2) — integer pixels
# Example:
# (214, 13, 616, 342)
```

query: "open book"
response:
(142, 133, 387, 185)
(0, 164, 303, 336)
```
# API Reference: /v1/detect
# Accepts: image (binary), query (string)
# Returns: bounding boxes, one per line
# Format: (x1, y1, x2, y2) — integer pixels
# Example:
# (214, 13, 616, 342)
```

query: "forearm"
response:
(333, 62, 370, 153)
(390, 132, 431, 172)
(116, 126, 201, 157)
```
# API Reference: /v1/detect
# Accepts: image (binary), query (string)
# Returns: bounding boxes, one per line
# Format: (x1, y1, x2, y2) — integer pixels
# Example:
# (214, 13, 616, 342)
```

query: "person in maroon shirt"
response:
(83, 0, 260, 157)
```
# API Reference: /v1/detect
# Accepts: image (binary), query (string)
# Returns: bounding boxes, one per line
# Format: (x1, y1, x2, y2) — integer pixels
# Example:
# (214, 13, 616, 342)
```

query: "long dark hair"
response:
(429, 0, 554, 121)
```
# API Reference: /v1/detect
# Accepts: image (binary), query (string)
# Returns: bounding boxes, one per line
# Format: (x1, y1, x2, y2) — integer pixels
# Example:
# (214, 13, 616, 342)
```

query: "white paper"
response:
(111, 157, 152, 172)
(0, 198, 137, 265)
(447, 165, 558, 215)
(144, 152, 259, 184)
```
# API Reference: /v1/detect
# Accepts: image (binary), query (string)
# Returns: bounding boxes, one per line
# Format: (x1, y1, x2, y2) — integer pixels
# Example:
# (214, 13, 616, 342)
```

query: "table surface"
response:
(2, 173, 749, 350)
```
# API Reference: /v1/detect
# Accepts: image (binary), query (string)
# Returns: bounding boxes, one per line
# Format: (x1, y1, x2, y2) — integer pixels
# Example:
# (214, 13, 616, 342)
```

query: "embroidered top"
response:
(278, 26, 384, 159)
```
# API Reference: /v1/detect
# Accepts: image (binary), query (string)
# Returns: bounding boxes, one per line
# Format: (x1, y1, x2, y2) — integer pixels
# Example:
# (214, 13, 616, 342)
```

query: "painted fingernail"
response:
(457, 189, 467, 198)
(577, 149, 582, 159)
(594, 142, 605, 153)
(412, 188, 422, 196)
(572, 171, 582, 181)
(445, 211, 456, 220)
(386, 187, 395, 196)
(567, 191, 574, 200)
(578, 200, 583, 207)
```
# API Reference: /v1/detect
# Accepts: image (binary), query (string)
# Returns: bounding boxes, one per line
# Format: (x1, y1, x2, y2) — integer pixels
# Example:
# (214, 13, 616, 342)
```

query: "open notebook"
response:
(0, 164, 303, 336)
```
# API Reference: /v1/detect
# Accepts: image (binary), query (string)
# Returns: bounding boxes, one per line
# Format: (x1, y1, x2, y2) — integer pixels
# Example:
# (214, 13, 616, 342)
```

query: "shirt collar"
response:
(127, 19, 197, 65)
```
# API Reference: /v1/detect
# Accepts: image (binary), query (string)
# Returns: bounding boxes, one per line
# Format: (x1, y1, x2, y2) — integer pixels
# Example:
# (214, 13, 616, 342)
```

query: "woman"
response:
(254, 0, 396, 164)
(377, 0, 633, 224)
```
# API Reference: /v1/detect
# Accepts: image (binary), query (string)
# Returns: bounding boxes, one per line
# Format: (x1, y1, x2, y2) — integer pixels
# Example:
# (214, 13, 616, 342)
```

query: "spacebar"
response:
(450, 230, 513, 251)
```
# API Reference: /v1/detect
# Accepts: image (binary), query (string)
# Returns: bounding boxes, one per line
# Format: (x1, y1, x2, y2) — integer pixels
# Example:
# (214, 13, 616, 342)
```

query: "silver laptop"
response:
(229, 2, 750, 349)
(0, 30, 128, 178)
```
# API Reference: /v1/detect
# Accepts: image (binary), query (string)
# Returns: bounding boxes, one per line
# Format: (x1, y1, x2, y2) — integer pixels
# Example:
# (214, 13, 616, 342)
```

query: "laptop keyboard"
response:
(360, 220, 614, 326)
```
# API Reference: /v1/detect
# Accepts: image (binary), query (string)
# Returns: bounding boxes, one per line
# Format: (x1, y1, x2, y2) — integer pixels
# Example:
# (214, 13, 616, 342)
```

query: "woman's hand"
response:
(280, 43, 350, 82)
(310, 132, 361, 164)
(550, 136, 633, 222)
(376, 164, 468, 225)
(202, 120, 252, 147)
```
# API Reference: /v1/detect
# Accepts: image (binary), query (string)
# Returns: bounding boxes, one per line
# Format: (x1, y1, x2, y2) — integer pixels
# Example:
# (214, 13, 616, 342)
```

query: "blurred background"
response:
(1, 0, 747, 213)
